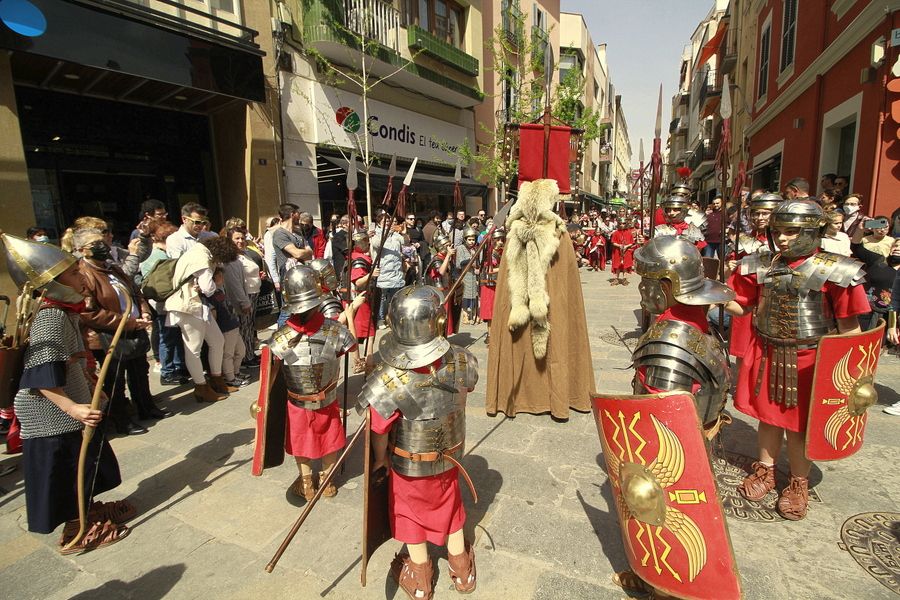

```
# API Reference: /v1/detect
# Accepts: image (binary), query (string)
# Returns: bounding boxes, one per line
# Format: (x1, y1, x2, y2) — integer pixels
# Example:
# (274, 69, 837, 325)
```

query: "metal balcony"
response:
(501, 0, 524, 47)
(698, 69, 721, 114)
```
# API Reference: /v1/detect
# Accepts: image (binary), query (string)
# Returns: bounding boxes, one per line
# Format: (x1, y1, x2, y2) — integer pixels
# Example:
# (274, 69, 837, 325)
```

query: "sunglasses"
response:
(185, 217, 209, 225)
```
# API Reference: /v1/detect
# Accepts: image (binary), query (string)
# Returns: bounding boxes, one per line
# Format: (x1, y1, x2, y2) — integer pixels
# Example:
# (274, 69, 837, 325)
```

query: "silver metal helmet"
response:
(309, 258, 339, 292)
(378, 285, 450, 369)
(750, 192, 782, 212)
(670, 183, 693, 198)
(462, 226, 478, 240)
(351, 229, 370, 249)
(634, 236, 735, 306)
(491, 227, 506, 240)
(0, 233, 84, 303)
(282, 265, 324, 314)
(768, 199, 827, 259)
(661, 195, 690, 222)
(432, 232, 452, 254)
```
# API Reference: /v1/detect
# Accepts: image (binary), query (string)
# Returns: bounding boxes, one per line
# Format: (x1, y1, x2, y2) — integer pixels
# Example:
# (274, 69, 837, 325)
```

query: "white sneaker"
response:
(884, 401, 900, 416)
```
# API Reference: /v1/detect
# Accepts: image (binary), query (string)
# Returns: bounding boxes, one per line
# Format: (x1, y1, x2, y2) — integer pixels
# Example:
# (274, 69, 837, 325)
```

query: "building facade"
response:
(0, 0, 277, 302)
(611, 94, 632, 197)
(744, 0, 899, 218)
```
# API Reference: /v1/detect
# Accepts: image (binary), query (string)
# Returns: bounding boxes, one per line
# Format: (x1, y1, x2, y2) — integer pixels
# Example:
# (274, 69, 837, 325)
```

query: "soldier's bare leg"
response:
(407, 542, 428, 564)
(319, 451, 339, 497)
(738, 422, 780, 500)
(292, 457, 317, 501)
(446, 528, 476, 593)
(757, 422, 784, 464)
(776, 430, 812, 520)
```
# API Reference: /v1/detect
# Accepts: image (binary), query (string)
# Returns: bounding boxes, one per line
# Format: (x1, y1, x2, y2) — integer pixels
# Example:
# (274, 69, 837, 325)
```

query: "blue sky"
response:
(561, 0, 713, 167)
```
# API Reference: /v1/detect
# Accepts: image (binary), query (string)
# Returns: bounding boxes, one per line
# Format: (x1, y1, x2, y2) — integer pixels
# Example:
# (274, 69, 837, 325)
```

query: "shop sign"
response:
(312, 83, 469, 164)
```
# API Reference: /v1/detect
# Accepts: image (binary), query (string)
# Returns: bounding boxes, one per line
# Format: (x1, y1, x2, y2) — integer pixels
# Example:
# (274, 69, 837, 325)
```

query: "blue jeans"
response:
(277, 309, 290, 329)
(155, 313, 186, 378)
(378, 286, 404, 323)
(702, 242, 721, 258)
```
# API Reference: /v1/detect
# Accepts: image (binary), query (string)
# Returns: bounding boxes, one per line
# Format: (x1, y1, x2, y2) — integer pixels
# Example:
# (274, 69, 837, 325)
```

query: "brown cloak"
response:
(485, 232, 595, 418)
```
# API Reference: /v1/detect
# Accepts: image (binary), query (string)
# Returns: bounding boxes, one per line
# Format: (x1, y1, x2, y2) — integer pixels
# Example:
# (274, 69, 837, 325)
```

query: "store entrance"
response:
(16, 86, 217, 242)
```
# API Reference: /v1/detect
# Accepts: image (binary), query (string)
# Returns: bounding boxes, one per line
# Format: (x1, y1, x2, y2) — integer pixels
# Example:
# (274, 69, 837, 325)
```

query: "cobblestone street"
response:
(0, 268, 898, 599)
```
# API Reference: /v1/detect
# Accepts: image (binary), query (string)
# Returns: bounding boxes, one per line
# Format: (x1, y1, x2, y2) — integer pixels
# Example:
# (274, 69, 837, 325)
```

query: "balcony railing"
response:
(112, 0, 258, 48)
(344, 0, 401, 52)
(501, 0, 524, 46)
(531, 26, 549, 71)
(687, 131, 720, 172)
(698, 68, 720, 111)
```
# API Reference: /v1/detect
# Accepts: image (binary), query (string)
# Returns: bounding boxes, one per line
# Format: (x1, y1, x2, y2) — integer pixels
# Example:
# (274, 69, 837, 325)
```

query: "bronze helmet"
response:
(0, 233, 83, 303)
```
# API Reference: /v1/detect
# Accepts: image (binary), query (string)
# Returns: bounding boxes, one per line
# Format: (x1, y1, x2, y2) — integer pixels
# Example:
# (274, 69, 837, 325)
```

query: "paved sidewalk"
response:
(0, 269, 898, 599)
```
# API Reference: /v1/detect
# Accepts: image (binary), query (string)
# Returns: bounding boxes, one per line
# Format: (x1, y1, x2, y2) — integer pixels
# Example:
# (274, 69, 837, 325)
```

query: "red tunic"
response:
(728, 233, 768, 358)
(587, 231, 606, 270)
(369, 407, 465, 545)
(728, 256, 869, 432)
(283, 313, 356, 459)
(350, 250, 375, 338)
(479, 250, 502, 321)
(610, 229, 636, 273)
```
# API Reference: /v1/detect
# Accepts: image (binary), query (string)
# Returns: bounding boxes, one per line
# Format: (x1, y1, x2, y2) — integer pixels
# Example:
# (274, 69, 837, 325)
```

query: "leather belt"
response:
(287, 378, 338, 410)
(390, 441, 478, 503)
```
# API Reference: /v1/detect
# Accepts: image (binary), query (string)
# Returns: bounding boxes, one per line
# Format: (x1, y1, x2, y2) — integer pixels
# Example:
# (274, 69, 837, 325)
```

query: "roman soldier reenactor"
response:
(726, 192, 781, 363)
(309, 258, 344, 320)
(725, 200, 874, 520)
(257, 265, 358, 500)
(0, 233, 133, 553)
(425, 232, 461, 335)
(358, 285, 479, 599)
(349, 230, 377, 372)
(593, 235, 741, 600)
(654, 195, 706, 250)
(479, 228, 505, 343)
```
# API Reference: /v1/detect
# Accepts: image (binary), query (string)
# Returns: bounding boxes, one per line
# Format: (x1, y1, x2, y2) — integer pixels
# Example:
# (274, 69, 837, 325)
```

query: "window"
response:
(404, 0, 466, 48)
(591, 162, 598, 181)
(780, 0, 797, 72)
(559, 52, 582, 84)
(502, 67, 518, 121)
(594, 78, 600, 101)
(757, 24, 771, 99)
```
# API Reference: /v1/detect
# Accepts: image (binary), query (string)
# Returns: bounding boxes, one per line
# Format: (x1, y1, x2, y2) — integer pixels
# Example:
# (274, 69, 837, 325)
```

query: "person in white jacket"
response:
(165, 237, 239, 403)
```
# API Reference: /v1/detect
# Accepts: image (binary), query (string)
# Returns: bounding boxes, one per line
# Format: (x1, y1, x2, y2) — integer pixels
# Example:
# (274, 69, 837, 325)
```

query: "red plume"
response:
(676, 167, 693, 180)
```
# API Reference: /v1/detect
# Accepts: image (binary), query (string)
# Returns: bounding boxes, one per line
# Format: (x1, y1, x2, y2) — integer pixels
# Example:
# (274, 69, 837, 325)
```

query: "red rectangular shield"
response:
(806, 321, 884, 461)
(251, 346, 287, 476)
(591, 391, 741, 600)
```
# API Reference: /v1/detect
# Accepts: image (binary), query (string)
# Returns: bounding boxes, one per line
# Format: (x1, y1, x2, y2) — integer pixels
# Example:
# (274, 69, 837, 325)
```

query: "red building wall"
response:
(748, 1, 899, 218)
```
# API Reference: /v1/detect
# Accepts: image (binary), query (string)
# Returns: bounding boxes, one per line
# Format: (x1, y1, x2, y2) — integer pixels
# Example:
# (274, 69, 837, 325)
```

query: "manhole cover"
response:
(839, 512, 900, 595)
(599, 327, 642, 353)
(712, 451, 822, 522)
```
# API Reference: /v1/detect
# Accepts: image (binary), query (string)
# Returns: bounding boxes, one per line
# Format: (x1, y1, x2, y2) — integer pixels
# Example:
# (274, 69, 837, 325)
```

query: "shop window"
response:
(779, 0, 797, 72)
(757, 23, 771, 100)
(405, 0, 465, 48)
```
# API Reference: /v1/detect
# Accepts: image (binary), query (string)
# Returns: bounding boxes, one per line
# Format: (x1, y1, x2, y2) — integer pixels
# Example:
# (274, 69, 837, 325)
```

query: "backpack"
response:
(141, 258, 182, 302)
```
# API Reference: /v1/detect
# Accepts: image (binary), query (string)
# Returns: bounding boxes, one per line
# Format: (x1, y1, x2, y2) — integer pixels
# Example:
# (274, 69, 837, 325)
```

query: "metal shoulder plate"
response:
(357, 348, 477, 421)
(320, 294, 343, 320)
(633, 320, 729, 395)
(653, 224, 677, 238)
(804, 252, 866, 289)
(684, 224, 705, 243)
(737, 234, 764, 255)
(739, 249, 773, 276)
(351, 257, 371, 273)
(269, 319, 354, 363)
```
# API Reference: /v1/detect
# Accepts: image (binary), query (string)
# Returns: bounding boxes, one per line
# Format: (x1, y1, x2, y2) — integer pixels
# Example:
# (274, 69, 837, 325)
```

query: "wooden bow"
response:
(62, 283, 132, 551)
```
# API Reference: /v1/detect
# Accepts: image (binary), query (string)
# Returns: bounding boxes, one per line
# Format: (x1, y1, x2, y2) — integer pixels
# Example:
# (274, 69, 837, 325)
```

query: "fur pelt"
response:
(505, 179, 567, 359)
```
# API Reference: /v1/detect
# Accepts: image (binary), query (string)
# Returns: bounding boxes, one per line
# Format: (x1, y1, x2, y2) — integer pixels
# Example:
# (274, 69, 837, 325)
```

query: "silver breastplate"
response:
(632, 319, 731, 426)
(426, 259, 450, 290)
(390, 409, 466, 477)
(271, 321, 350, 404)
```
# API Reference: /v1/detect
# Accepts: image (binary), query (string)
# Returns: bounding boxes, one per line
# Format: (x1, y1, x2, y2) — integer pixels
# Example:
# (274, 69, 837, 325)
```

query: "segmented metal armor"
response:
(633, 320, 731, 425)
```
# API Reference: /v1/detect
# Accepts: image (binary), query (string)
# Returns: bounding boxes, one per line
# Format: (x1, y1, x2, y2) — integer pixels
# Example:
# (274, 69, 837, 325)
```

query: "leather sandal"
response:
(776, 475, 809, 521)
(319, 470, 338, 498)
(738, 461, 775, 501)
(390, 552, 434, 600)
(613, 570, 671, 598)
(447, 543, 476, 593)
(290, 474, 317, 502)
(88, 499, 137, 524)
(59, 519, 130, 555)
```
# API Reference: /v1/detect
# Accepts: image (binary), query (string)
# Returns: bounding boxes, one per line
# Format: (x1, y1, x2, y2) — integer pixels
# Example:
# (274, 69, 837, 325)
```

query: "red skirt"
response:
(728, 314, 753, 358)
(612, 248, 632, 273)
(353, 300, 375, 339)
(284, 401, 345, 459)
(389, 468, 466, 545)
(734, 340, 815, 433)
(479, 285, 496, 321)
